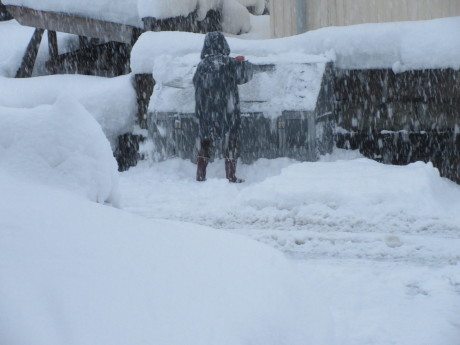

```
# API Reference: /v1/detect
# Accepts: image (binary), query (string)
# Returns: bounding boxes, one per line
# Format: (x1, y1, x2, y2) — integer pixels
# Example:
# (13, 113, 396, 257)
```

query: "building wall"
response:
(270, 0, 460, 37)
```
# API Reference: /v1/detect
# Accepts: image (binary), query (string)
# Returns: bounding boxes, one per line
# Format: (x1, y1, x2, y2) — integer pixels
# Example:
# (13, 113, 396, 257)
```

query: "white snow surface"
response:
(116, 152, 460, 345)
(120, 153, 460, 263)
(1, 169, 330, 345)
(0, 74, 137, 147)
(1, 16, 460, 345)
(0, 96, 120, 204)
(131, 16, 460, 74)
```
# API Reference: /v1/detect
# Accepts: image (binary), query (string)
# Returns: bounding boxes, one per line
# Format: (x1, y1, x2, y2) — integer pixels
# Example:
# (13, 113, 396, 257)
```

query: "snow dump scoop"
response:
(148, 57, 335, 163)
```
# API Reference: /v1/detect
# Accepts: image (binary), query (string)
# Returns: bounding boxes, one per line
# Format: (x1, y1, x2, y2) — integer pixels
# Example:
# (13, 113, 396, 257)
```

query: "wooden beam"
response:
(47, 30, 58, 74)
(0, 1, 13, 20)
(16, 28, 44, 78)
(6, 5, 140, 44)
(46, 41, 131, 77)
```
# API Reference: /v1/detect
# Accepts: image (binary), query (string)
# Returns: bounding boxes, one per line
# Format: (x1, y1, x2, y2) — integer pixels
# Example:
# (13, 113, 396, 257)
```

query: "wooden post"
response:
(15, 28, 44, 78)
(47, 30, 58, 74)
(79, 35, 91, 49)
(133, 74, 155, 129)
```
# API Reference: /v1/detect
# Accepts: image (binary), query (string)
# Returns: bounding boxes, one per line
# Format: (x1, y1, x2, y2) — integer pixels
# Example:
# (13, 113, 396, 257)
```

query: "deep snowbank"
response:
(0, 75, 136, 146)
(117, 152, 460, 344)
(0, 170, 329, 345)
(236, 158, 460, 233)
(0, 96, 119, 204)
(131, 16, 460, 73)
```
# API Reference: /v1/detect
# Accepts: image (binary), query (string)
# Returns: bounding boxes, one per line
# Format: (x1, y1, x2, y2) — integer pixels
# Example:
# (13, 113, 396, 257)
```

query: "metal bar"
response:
(15, 28, 44, 78)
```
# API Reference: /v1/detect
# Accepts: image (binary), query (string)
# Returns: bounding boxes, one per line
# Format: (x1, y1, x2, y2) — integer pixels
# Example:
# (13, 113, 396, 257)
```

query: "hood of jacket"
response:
(200, 31, 231, 59)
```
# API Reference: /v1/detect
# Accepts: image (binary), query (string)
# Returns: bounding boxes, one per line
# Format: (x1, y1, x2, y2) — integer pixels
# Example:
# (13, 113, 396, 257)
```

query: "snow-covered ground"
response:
(120, 153, 460, 265)
(117, 152, 460, 345)
(1, 16, 460, 345)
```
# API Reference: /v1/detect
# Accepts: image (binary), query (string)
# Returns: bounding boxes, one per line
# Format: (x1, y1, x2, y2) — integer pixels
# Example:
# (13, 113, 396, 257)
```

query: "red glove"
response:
(235, 56, 245, 61)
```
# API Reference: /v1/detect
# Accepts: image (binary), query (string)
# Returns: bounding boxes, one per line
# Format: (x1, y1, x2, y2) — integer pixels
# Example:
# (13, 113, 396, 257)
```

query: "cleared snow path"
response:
(119, 150, 460, 266)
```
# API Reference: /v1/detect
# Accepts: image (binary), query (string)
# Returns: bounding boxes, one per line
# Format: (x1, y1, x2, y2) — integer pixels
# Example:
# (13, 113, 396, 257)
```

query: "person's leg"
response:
(224, 135, 244, 183)
(196, 140, 212, 181)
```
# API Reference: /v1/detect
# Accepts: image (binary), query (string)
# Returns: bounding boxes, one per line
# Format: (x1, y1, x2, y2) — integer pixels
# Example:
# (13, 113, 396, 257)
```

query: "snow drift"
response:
(0, 96, 119, 204)
(0, 169, 330, 345)
(0, 75, 137, 146)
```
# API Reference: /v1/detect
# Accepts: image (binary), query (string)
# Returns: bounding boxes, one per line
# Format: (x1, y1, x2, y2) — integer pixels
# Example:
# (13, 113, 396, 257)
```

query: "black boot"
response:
(196, 156, 208, 182)
(225, 158, 244, 183)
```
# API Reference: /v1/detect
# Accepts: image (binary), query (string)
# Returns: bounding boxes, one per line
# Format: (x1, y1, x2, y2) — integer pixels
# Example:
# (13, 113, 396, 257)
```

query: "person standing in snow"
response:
(193, 31, 253, 183)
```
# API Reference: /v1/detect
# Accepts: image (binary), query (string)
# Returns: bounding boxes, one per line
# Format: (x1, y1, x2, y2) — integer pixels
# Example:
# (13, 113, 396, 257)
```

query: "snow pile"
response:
(0, 169, 329, 345)
(138, 0, 197, 20)
(140, 0, 263, 34)
(120, 154, 460, 239)
(138, 0, 266, 22)
(116, 152, 460, 344)
(220, 0, 251, 34)
(234, 0, 265, 14)
(236, 159, 460, 233)
(0, 75, 137, 146)
(132, 16, 460, 73)
(0, 96, 119, 204)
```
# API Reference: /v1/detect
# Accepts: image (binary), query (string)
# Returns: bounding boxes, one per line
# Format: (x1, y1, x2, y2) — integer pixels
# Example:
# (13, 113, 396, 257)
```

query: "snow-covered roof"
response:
(3, 0, 266, 34)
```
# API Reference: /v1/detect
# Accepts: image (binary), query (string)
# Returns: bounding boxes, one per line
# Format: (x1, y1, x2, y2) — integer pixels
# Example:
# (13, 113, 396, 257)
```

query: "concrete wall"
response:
(270, 0, 460, 37)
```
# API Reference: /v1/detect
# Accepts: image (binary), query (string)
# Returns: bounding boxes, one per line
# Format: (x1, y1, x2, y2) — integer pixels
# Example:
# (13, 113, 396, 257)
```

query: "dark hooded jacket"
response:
(193, 32, 253, 141)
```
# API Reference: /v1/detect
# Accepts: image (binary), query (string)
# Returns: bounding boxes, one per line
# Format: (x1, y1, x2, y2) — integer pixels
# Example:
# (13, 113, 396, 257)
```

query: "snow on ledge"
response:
(130, 31, 332, 74)
(3, 0, 265, 33)
(131, 16, 460, 74)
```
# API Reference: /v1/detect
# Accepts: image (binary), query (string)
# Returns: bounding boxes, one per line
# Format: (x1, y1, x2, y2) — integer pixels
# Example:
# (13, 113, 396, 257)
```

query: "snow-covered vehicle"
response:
(147, 57, 335, 163)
